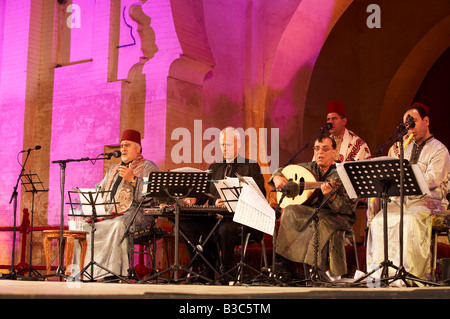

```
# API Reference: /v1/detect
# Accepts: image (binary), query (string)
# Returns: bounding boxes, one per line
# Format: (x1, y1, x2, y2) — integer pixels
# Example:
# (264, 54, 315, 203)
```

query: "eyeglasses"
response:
(313, 146, 334, 152)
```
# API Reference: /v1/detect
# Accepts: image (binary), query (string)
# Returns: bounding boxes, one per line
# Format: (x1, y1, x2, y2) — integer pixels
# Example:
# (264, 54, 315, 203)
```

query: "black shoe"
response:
(274, 261, 300, 285)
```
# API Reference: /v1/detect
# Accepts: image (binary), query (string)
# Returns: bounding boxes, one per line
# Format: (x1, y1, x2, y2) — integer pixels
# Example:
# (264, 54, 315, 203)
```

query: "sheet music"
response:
(234, 183, 275, 235)
(213, 176, 267, 211)
(78, 188, 107, 215)
(240, 176, 266, 200)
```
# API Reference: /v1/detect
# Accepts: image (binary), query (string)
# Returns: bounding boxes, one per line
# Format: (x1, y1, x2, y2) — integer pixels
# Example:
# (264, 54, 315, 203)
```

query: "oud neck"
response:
(301, 181, 325, 189)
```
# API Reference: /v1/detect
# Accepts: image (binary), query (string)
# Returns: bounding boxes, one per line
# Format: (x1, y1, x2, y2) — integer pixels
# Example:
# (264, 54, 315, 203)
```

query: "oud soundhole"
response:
(298, 177, 305, 196)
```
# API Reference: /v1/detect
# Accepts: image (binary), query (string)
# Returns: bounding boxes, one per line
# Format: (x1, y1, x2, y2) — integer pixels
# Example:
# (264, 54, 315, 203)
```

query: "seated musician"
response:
(180, 127, 266, 283)
(78, 129, 158, 280)
(366, 103, 450, 284)
(269, 134, 356, 283)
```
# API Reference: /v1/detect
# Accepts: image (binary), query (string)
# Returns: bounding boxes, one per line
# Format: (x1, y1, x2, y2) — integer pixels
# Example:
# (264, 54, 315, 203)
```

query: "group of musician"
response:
(81, 101, 449, 286)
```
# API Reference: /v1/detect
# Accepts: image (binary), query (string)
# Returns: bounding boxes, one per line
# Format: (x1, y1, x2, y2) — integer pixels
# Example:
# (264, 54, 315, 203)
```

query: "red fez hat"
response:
(120, 129, 141, 145)
(412, 102, 429, 116)
(327, 101, 346, 116)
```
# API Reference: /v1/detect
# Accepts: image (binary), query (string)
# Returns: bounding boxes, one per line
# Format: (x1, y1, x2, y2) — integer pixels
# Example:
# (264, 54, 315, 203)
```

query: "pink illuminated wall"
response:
(0, 0, 186, 267)
(0, 0, 5, 90)
(69, 0, 94, 62)
(48, 0, 179, 225)
(0, 0, 32, 263)
(48, 0, 121, 225)
(48, 62, 122, 224)
(266, 0, 353, 164)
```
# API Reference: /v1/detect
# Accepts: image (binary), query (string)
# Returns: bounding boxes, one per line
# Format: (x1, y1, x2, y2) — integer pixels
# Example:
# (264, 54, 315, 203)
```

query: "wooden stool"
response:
(43, 230, 88, 280)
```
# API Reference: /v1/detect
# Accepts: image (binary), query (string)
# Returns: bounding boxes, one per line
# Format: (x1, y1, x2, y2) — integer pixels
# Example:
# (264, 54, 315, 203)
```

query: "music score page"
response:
(233, 181, 275, 236)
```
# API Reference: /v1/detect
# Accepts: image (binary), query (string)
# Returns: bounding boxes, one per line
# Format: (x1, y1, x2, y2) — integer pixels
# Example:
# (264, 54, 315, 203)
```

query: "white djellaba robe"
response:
(366, 137, 449, 285)
(74, 157, 158, 279)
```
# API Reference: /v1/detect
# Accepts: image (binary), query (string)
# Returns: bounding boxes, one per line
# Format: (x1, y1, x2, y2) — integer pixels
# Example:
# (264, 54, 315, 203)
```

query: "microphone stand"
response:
(49, 154, 115, 281)
(297, 187, 339, 286)
(283, 125, 330, 166)
(269, 189, 287, 285)
(374, 116, 415, 157)
(374, 123, 406, 156)
(366, 122, 438, 287)
(2, 150, 33, 280)
(390, 129, 437, 287)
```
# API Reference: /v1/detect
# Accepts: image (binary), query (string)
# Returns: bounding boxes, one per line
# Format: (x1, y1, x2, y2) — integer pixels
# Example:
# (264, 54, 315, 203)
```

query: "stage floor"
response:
(0, 278, 449, 300)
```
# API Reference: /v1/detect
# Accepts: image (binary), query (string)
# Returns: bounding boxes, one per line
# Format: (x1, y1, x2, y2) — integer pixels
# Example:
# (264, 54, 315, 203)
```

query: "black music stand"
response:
(211, 179, 283, 286)
(20, 173, 48, 278)
(69, 189, 131, 283)
(138, 171, 211, 284)
(337, 157, 437, 287)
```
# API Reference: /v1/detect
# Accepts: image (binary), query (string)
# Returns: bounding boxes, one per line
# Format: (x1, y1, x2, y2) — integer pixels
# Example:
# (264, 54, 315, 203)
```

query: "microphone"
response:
(396, 114, 416, 134)
(101, 150, 121, 158)
(20, 145, 41, 153)
(405, 114, 415, 129)
(280, 180, 300, 198)
(320, 123, 333, 131)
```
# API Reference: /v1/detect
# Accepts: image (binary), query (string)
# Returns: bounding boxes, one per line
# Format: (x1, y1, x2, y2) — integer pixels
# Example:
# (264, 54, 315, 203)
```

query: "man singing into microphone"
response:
(326, 101, 371, 162)
(81, 129, 158, 281)
(270, 135, 356, 283)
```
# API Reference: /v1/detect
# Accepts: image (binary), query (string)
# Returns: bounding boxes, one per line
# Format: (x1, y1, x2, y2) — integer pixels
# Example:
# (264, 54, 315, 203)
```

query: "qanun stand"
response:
(181, 213, 224, 282)
(138, 171, 213, 284)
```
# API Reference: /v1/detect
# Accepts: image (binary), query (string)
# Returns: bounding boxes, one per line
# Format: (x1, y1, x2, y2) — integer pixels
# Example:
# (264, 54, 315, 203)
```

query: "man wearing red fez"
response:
(82, 129, 158, 281)
(326, 101, 371, 162)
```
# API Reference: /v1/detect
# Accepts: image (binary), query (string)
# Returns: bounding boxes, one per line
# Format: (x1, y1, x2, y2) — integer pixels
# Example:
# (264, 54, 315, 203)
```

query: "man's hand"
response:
(182, 197, 197, 205)
(273, 175, 288, 190)
(321, 179, 336, 200)
(118, 165, 135, 183)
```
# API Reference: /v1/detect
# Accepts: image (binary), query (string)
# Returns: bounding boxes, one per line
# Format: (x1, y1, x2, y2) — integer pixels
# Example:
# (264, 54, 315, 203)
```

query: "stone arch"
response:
(377, 15, 450, 149)
(264, 0, 353, 164)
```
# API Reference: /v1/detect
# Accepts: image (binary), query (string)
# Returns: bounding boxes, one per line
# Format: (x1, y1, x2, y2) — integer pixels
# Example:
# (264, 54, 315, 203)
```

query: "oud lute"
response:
(276, 165, 327, 208)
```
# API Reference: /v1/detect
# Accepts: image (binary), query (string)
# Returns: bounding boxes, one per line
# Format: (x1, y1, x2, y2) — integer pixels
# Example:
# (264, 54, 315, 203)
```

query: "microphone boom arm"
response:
(283, 124, 331, 166)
